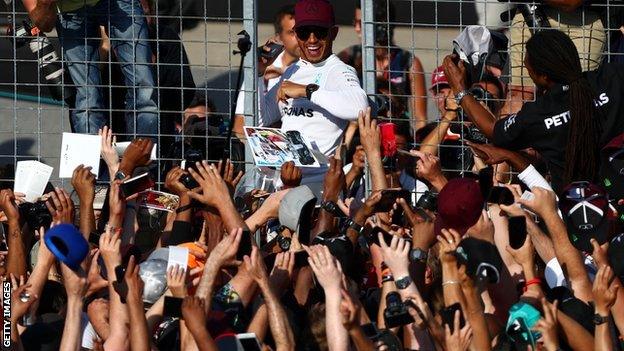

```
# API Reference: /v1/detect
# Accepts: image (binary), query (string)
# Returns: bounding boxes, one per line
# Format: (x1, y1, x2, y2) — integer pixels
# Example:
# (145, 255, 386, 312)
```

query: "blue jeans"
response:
(58, 0, 158, 137)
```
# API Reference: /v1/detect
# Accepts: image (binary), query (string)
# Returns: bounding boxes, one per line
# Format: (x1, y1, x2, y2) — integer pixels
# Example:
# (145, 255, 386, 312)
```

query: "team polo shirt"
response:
(493, 63, 624, 189)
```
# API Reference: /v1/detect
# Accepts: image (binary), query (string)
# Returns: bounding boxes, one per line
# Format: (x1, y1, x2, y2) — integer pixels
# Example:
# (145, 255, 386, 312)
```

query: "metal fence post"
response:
(361, 0, 375, 196)
(243, 0, 257, 174)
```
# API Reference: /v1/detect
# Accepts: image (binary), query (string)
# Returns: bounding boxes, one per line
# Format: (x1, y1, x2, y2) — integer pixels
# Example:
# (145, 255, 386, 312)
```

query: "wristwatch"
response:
(454, 89, 471, 105)
(114, 170, 127, 181)
(347, 219, 364, 235)
(593, 313, 609, 325)
(306, 83, 319, 100)
(321, 200, 342, 217)
(395, 275, 413, 290)
(409, 248, 428, 263)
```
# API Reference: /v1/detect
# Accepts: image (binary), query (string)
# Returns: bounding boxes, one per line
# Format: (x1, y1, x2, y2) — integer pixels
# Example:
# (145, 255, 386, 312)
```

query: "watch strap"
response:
(347, 219, 364, 235)
(395, 275, 413, 290)
(454, 90, 471, 105)
(306, 84, 319, 100)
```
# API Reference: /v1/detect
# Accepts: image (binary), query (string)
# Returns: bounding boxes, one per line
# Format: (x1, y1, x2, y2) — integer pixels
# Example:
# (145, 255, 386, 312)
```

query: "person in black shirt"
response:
(443, 30, 624, 190)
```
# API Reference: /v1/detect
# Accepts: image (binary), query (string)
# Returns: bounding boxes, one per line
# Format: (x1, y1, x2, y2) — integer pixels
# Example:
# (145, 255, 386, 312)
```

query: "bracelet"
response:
(381, 276, 394, 283)
(523, 278, 542, 292)
(104, 223, 122, 235)
(176, 203, 193, 213)
(442, 280, 460, 287)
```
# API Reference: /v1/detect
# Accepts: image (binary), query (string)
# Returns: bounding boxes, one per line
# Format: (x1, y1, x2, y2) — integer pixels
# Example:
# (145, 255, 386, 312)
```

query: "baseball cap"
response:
(430, 66, 449, 92)
(279, 185, 317, 244)
(600, 133, 624, 203)
(44, 223, 89, 271)
(436, 178, 484, 235)
(506, 301, 542, 349)
(294, 0, 335, 29)
(559, 181, 610, 253)
(608, 233, 624, 280)
(455, 237, 503, 284)
(139, 258, 168, 305)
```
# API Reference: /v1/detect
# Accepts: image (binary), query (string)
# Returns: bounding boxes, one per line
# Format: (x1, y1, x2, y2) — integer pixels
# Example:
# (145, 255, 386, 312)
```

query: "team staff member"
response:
(264, 0, 368, 188)
(443, 30, 624, 191)
(233, 5, 300, 137)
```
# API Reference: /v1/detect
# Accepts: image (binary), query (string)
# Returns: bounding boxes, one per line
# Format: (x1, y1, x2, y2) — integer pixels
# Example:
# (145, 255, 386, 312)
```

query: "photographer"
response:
(444, 30, 624, 190)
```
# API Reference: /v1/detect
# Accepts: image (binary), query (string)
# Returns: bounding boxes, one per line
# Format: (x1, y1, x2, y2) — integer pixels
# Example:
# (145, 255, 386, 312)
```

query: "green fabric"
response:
(56, 0, 99, 13)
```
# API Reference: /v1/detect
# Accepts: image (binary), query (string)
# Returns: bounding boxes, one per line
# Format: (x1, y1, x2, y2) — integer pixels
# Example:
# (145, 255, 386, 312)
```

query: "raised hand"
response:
(323, 157, 345, 201)
(444, 311, 473, 351)
(218, 159, 244, 191)
(378, 234, 411, 278)
(0, 189, 20, 223)
(167, 265, 187, 298)
(10, 282, 38, 323)
(280, 161, 302, 189)
(339, 289, 361, 331)
(532, 298, 559, 351)
(99, 226, 122, 270)
(71, 165, 96, 203)
(165, 166, 190, 196)
(442, 54, 467, 94)
(118, 138, 153, 177)
(124, 256, 144, 304)
(593, 265, 619, 315)
(269, 251, 295, 294)
(207, 228, 243, 267)
(243, 246, 269, 284)
(187, 161, 231, 208)
(306, 245, 343, 293)
(357, 107, 381, 157)
(505, 231, 534, 267)
(99, 126, 119, 174)
(44, 187, 74, 224)
(517, 187, 558, 219)
(437, 229, 461, 264)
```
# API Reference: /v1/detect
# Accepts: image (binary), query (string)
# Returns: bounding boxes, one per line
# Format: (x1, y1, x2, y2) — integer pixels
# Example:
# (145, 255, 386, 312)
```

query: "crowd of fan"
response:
(3, 0, 624, 350)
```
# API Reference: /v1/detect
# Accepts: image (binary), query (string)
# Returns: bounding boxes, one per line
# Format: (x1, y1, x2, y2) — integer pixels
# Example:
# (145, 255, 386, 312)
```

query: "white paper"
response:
(59, 133, 101, 178)
(14, 161, 53, 202)
(114, 141, 157, 160)
(167, 246, 188, 273)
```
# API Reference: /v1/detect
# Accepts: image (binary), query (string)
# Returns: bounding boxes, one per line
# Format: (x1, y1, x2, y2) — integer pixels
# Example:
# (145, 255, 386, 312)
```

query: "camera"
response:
(8, 20, 74, 102)
(18, 201, 52, 230)
(179, 148, 203, 190)
(383, 292, 415, 328)
(416, 190, 438, 212)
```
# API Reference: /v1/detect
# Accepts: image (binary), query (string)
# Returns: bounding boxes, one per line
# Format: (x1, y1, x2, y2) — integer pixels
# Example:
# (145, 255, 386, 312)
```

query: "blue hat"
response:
(44, 224, 89, 270)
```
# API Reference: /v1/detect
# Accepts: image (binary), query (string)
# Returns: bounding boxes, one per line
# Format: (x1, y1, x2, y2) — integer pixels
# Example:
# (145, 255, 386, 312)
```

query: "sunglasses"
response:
(295, 26, 329, 40)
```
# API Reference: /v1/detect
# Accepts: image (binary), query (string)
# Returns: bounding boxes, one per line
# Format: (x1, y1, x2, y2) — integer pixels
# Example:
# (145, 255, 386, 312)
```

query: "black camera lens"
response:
(385, 291, 402, 308)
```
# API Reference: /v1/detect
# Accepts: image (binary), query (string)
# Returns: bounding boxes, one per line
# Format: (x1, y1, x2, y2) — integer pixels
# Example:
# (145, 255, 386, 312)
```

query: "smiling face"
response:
(295, 25, 338, 63)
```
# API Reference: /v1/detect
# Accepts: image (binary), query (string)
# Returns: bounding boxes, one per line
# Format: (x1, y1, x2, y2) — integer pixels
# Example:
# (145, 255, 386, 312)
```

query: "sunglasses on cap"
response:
(295, 26, 329, 40)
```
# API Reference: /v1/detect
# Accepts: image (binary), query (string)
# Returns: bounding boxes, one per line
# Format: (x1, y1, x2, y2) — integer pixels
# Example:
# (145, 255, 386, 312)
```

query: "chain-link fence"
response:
(0, 0, 622, 191)
(360, 0, 623, 184)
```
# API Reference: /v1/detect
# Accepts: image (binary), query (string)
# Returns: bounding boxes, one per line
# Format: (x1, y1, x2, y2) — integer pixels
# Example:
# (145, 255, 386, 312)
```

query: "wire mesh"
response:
(0, 0, 621, 192)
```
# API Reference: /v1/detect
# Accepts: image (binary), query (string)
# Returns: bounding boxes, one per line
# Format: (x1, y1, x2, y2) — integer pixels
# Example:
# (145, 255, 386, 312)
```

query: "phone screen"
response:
(367, 226, 394, 247)
(121, 172, 155, 198)
(88, 232, 101, 246)
(237, 333, 263, 351)
(294, 251, 309, 268)
(236, 230, 253, 261)
(440, 303, 465, 333)
(508, 216, 527, 249)
(487, 186, 514, 206)
(164, 296, 184, 318)
(375, 189, 411, 212)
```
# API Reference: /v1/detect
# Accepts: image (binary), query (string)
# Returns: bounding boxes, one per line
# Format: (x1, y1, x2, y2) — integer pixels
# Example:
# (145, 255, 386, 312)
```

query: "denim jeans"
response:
(58, 0, 158, 137)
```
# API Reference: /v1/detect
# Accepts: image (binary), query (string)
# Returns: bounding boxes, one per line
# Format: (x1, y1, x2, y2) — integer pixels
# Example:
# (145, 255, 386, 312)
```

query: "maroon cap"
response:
(294, 0, 335, 29)
(430, 65, 449, 92)
(436, 178, 484, 235)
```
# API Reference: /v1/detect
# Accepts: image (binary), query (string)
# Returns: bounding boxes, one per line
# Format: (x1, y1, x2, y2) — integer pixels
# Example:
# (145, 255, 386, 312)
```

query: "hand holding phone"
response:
(440, 303, 465, 333)
(163, 296, 183, 318)
(375, 189, 411, 212)
(366, 226, 395, 247)
(508, 216, 527, 249)
(236, 230, 253, 261)
(120, 172, 155, 198)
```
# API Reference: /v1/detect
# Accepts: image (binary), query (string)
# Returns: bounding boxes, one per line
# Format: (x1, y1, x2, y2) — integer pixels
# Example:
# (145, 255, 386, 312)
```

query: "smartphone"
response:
(508, 216, 528, 250)
(367, 226, 395, 247)
(487, 186, 514, 206)
(257, 42, 283, 61)
(120, 172, 155, 198)
(164, 296, 184, 319)
(236, 333, 263, 351)
(360, 323, 380, 341)
(375, 189, 411, 212)
(112, 265, 128, 304)
(440, 303, 465, 333)
(294, 251, 309, 268)
(88, 232, 101, 246)
(236, 230, 253, 261)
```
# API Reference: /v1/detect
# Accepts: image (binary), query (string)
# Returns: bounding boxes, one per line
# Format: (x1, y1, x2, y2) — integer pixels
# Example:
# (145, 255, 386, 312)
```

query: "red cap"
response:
(430, 65, 449, 92)
(436, 178, 484, 235)
(294, 0, 335, 29)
